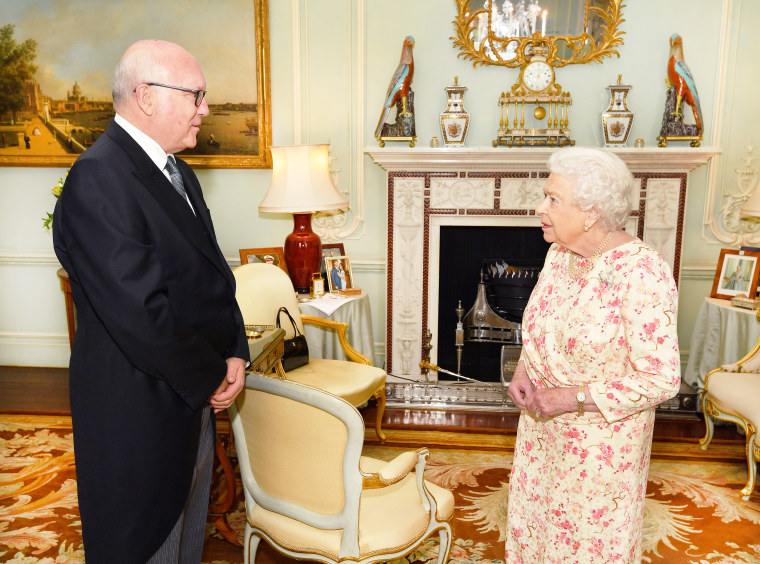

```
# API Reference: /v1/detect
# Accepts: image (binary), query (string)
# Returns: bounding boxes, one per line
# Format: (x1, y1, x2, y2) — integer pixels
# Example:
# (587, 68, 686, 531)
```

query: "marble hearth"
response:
(368, 147, 718, 409)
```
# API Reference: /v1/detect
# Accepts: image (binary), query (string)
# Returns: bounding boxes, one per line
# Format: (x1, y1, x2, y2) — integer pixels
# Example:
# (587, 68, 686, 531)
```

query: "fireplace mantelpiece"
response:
(368, 147, 720, 381)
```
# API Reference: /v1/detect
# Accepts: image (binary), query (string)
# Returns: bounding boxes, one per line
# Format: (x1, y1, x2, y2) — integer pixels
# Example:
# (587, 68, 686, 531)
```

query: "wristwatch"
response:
(576, 386, 586, 416)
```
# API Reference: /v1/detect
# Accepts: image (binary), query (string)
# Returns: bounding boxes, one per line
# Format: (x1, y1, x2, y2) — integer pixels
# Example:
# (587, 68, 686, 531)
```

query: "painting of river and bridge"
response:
(0, 0, 271, 168)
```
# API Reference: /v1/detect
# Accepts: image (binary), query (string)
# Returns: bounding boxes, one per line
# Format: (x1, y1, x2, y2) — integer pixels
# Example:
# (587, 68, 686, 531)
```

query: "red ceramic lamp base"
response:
(284, 213, 322, 293)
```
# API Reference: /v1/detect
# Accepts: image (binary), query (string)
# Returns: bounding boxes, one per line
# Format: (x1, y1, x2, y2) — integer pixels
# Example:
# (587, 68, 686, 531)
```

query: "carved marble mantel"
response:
(367, 147, 720, 379)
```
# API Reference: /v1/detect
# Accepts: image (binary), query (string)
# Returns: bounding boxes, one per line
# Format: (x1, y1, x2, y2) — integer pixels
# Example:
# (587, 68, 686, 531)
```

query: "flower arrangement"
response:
(42, 171, 67, 230)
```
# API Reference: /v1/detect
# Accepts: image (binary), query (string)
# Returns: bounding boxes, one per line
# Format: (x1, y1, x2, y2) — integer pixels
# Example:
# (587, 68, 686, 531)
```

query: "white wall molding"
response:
(333, 0, 367, 241)
(0, 331, 68, 341)
(291, 0, 303, 144)
(678, 269, 718, 282)
(347, 260, 386, 273)
(0, 332, 70, 368)
(0, 252, 59, 266)
(701, 0, 759, 246)
(306, 0, 367, 243)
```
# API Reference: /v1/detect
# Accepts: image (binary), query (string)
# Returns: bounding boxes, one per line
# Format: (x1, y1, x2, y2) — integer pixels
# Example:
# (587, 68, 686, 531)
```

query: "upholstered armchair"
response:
(233, 262, 387, 441)
(229, 372, 454, 564)
(700, 312, 760, 500)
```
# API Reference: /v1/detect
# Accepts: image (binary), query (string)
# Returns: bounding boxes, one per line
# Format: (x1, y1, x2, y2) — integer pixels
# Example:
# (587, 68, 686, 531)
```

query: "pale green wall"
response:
(0, 0, 755, 371)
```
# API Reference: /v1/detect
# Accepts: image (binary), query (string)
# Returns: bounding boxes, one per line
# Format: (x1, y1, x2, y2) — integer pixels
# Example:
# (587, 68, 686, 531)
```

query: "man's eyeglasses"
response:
(139, 82, 207, 107)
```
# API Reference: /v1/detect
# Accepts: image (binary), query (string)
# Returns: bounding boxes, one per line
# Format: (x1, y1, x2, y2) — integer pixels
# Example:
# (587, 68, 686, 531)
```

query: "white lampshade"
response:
(259, 145, 348, 213)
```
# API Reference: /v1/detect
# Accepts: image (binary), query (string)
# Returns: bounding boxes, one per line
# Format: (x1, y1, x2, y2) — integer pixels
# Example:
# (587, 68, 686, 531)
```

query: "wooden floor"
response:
(0, 365, 742, 441)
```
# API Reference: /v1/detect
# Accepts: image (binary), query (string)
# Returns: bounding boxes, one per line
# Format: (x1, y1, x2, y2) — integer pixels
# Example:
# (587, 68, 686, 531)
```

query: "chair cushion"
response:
(287, 359, 386, 407)
(248, 455, 454, 560)
(707, 371, 760, 446)
(359, 455, 455, 526)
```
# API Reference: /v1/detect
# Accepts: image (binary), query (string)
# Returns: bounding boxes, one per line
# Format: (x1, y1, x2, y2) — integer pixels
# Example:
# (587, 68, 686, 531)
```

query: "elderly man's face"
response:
(535, 173, 588, 249)
(152, 52, 209, 154)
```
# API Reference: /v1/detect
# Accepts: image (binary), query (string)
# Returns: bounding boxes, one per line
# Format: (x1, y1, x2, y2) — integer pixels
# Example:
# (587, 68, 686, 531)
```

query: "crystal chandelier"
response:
(475, 0, 544, 60)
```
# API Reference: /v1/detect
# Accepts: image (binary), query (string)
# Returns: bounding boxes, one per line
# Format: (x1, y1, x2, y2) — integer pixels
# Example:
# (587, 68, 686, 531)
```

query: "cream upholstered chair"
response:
(229, 372, 454, 564)
(233, 262, 387, 441)
(700, 312, 760, 500)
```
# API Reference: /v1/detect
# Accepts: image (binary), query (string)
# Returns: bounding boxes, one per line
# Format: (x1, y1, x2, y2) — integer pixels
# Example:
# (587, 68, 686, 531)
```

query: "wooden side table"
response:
(246, 327, 287, 379)
(57, 268, 75, 348)
(208, 328, 285, 545)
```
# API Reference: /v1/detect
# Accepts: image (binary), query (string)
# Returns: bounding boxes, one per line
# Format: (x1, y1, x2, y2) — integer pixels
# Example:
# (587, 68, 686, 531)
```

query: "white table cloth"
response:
(684, 297, 760, 392)
(298, 291, 375, 365)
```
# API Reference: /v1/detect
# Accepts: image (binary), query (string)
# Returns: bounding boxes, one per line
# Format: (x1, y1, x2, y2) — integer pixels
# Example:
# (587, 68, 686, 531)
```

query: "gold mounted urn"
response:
(440, 77, 470, 147)
(601, 76, 634, 147)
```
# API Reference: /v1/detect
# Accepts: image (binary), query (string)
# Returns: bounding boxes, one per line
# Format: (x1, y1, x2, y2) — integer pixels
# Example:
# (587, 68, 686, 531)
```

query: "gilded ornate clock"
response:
(452, 0, 625, 147)
(494, 46, 574, 148)
(523, 59, 554, 92)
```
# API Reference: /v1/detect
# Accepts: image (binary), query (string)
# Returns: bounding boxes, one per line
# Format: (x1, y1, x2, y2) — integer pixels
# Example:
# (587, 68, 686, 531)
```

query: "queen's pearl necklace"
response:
(568, 231, 615, 279)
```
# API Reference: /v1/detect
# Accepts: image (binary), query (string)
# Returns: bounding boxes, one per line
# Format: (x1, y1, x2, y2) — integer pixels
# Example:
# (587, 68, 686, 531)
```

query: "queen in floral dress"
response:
(505, 148, 680, 563)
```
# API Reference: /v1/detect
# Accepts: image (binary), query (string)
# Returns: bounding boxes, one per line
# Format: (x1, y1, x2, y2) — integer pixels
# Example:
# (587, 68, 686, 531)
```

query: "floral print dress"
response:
(504, 239, 680, 563)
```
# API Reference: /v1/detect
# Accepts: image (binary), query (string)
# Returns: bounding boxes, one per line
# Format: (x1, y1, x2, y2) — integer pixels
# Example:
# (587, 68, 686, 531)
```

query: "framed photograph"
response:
(0, 0, 271, 168)
(239, 247, 288, 273)
(319, 243, 345, 279)
(322, 243, 345, 258)
(710, 249, 760, 300)
(325, 256, 354, 293)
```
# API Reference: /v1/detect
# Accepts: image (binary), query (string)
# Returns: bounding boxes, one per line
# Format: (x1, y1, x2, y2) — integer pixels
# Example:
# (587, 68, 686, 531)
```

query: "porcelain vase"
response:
(601, 82, 634, 147)
(440, 79, 470, 147)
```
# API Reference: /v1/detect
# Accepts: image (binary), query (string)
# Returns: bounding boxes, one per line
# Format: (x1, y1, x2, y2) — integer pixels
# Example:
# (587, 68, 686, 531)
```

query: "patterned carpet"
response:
(1, 414, 759, 563)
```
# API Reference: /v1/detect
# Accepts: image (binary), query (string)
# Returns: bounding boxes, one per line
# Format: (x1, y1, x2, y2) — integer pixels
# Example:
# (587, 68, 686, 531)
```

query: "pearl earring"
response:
(584, 225, 590, 232)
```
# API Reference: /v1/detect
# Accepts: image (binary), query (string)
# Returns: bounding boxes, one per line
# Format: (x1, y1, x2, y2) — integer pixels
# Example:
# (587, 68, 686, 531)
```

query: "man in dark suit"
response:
(53, 39, 249, 562)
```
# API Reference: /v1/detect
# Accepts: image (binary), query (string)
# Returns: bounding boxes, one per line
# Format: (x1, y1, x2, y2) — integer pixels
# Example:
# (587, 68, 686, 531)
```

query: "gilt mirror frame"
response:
(0, 0, 271, 169)
(451, 0, 626, 68)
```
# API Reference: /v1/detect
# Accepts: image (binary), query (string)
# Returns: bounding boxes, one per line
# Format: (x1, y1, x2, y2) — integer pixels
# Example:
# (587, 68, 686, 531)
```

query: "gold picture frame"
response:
(319, 243, 345, 282)
(325, 256, 354, 293)
(0, 0, 272, 169)
(239, 247, 288, 273)
(710, 248, 760, 300)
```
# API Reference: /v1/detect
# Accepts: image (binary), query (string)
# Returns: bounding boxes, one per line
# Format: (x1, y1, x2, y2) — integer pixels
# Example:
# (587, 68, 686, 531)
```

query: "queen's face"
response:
(535, 173, 588, 250)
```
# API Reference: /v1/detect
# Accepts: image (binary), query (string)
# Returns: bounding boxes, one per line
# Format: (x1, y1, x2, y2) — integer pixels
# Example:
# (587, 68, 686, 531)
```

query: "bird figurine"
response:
(666, 33, 703, 133)
(375, 36, 415, 139)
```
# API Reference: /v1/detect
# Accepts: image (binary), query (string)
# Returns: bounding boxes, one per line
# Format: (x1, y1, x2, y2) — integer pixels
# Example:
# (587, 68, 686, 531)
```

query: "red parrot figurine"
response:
(375, 36, 415, 139)
(667, 33, 703, 132)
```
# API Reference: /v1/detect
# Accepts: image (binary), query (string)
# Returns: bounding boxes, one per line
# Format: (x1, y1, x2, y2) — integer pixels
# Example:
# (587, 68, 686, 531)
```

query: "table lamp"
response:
(259, 145, 348, 293)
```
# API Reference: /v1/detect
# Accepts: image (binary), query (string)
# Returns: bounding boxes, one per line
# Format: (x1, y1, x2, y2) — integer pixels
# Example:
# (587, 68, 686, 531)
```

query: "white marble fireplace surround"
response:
(368, 147, 719, 381)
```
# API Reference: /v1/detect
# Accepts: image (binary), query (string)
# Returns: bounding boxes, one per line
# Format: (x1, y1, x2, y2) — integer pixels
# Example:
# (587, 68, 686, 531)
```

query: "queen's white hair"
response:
(547, 147, 633, 231)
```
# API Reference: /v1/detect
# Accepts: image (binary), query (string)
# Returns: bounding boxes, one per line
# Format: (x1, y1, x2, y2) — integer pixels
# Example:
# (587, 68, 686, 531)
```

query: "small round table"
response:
(298, 291, 375, 364)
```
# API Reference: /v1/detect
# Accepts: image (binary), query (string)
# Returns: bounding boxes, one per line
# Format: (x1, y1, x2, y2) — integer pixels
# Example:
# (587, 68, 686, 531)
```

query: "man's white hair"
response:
(112, 42, 165, 110)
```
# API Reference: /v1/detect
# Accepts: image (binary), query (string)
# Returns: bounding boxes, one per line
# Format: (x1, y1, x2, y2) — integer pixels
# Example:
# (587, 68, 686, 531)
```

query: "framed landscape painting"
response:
(0, 0, 271, 168)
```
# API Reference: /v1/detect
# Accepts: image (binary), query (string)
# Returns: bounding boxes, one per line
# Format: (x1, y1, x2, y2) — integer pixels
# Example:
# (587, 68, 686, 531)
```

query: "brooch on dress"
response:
(598, 266, 615, 286)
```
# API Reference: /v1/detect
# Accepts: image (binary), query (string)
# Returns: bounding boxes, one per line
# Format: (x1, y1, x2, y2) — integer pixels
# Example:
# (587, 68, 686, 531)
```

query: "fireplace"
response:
(436, 225, 549, 383)
(368, 147, 718, 410)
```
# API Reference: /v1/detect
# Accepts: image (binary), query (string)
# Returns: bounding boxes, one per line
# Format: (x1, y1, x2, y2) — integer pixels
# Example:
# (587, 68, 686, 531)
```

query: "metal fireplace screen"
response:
(456, 260, 542, 382)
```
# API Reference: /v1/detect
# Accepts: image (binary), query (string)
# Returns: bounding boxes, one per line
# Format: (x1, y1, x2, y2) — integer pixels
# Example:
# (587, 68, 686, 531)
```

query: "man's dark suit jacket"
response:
(53, 120, 249, 562)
